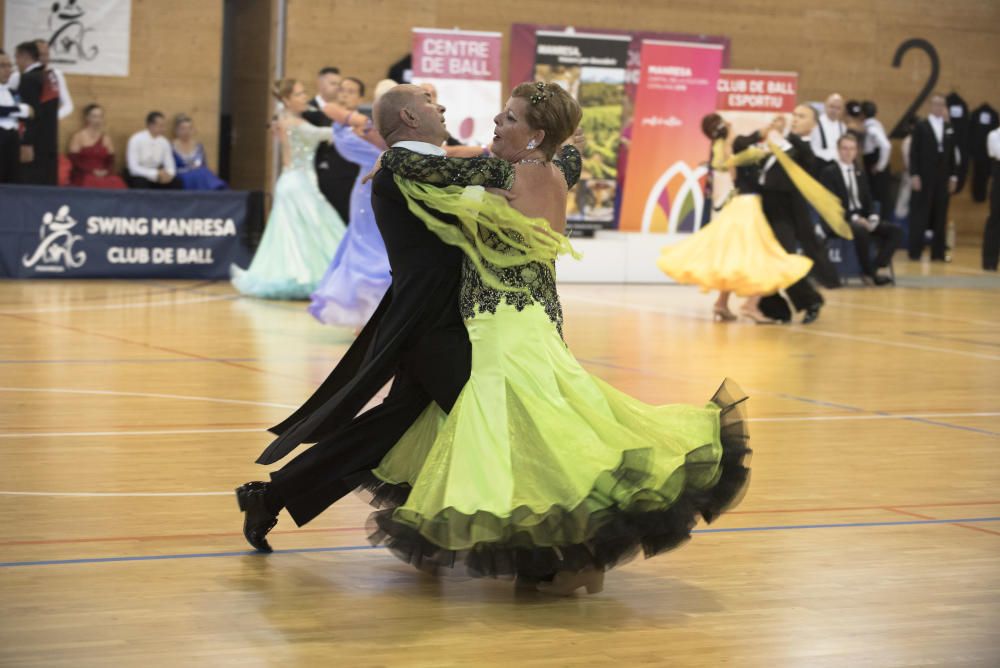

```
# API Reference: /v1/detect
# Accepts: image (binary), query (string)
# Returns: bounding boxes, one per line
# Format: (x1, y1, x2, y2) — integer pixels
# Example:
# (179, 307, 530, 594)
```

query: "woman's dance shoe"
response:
(536, 570, 605, 596)
(713, 305, 738, 322)
(739, 307, 776, 325)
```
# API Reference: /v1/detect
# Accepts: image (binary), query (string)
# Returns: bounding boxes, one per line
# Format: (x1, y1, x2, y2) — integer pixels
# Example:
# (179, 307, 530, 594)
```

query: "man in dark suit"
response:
(14, 41, 59, 185)
(909, 94, 959, 261)
(757, 104, 827, 324)
(235, 85, 567, 551)
(302, 66, 359, 222)
(820, 134, 902, 285)
(0, 49, 25, 183)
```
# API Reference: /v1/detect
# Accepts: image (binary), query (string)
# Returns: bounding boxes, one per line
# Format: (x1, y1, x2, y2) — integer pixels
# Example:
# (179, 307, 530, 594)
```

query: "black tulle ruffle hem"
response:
(356, 379, 751, 579)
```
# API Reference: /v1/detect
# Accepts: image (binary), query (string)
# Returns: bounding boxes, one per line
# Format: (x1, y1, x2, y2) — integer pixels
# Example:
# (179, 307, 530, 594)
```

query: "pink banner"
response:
(412, 28, 501, 81)
(717, 70, 798, 113)
(618, 41, 724, 233)
(411, 28, 503, 146)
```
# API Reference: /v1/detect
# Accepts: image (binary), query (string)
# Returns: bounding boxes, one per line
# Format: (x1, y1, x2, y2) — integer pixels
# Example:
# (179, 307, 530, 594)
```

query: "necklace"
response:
(517, 158, 548, 166)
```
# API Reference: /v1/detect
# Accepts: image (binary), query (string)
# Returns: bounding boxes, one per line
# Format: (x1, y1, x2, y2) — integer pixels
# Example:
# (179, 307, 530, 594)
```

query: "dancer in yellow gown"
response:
(657, 114, 814, 323)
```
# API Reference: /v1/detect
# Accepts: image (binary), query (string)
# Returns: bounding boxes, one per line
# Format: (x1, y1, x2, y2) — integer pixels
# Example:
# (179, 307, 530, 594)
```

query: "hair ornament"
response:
(529, 81, 553, 105)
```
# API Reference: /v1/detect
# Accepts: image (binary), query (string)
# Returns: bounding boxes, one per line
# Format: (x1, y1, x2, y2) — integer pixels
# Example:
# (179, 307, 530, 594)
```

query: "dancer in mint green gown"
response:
(231, 79, 346, 299)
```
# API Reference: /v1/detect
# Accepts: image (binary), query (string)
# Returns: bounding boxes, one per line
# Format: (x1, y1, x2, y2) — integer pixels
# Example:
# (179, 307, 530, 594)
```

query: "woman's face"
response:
(492, 96, 543, 162)
(85, 107, 104, 129)
(176, 121, 194, 141)
(284, 82, 310, 114)
(338, 80, 363, 111)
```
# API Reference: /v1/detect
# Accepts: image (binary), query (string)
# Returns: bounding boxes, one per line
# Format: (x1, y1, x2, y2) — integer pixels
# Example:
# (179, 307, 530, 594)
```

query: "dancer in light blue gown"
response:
(231, 80, 347, 299)
(308, 122, 392, 327)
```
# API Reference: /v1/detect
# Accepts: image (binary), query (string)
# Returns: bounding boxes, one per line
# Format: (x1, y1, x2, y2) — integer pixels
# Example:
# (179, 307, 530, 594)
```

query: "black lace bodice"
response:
(381, 145, 582, 337)
(459, 234, 564, 338)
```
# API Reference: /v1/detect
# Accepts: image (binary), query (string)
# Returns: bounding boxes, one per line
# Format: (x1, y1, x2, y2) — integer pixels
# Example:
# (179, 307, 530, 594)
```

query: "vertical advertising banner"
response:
(4, 0, 132, 76)
(533, 31, 630, 232)
(619, 41, 724, 233)
(713, 70, 799, 203)
(412, 28, 502, 147)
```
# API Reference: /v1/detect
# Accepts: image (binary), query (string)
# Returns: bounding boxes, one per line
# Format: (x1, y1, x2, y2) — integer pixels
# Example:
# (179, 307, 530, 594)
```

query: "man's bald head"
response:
(374, 84, 448, 146)
(825, 93, 844, 120)
(791, 104, 819, 136)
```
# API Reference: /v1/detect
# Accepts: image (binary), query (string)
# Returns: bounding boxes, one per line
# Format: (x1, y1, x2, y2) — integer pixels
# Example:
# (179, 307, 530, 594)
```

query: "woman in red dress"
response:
(67, 104, 126, 189)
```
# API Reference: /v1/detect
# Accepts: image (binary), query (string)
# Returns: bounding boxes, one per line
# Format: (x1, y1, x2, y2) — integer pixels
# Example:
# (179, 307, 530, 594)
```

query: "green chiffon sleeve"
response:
(381, 149, 515, 189)
(394, 177, 580, 294)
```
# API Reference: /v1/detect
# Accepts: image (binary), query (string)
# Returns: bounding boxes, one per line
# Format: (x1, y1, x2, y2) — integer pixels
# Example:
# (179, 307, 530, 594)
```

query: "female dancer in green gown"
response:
(364, 82, 751, 595)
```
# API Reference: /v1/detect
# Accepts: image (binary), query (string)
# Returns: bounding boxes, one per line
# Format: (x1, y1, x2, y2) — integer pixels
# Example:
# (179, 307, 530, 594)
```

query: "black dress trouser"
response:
(268, 320, 472, 527)
(908, 159, 951, 260)
(848, 219, 904, 276)
(761, 190, 823, 312)
(984, 161, 1000, 271)
(0, 128, 19, 183)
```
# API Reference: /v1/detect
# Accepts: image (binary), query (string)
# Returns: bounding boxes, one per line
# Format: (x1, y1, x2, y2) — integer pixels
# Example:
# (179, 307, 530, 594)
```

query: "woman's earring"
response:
(526, 139, 537, 150)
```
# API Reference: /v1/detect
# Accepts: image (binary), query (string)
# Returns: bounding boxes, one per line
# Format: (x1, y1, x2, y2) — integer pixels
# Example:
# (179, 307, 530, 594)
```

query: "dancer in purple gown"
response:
(308, 84, 393, 328)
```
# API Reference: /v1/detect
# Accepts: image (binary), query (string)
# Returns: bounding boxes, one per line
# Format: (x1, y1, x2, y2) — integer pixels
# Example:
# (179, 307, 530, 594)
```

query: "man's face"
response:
(409, 87, 448, 144)
(148, 116, 166, 137)
(14, 50, 33, 73)
(825, 95, 844, 121)
(929, 95, 946, 119)
(317, 73, 341, 102)
(838, 138, 858, 164)
(35, 41, 49, 66)
(0, 54, 13, 84)
(791, 105, 817, 136)
(338, 80, 362, 110)
(420, 83, 438, 106)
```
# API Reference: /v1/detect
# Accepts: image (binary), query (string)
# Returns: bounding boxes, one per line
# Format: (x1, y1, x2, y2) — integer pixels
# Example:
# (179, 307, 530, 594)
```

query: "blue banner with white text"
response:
(0, 186, 253, 279)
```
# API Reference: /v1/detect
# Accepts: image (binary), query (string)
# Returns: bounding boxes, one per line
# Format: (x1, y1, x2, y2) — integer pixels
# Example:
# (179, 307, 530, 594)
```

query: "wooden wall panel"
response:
(283, 0, 1000, 238)
(1, 0, 224, 176)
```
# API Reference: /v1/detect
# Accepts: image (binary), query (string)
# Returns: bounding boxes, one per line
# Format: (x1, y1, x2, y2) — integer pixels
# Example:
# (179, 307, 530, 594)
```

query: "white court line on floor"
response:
(566, 295, 1000, 362)
(823, 299, 1000, 327)
(0, 428, 265, 438)
(1, 412, 996, 440)
(0, 293, 235, 316)
(0, 387, 297, 409)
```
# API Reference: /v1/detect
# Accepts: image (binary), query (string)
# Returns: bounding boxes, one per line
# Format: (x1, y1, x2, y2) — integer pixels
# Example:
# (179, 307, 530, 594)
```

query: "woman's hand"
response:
(486, 187, 514, 201)
(361, 151, 387, 184)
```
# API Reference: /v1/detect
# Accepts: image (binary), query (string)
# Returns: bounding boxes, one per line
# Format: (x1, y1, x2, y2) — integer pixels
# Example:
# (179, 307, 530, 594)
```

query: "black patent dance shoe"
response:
(802, 304, 822, 325)
(236, 481, 278, 553)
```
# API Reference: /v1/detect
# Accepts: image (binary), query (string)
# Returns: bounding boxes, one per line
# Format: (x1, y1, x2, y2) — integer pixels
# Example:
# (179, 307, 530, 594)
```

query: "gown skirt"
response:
(657, 193, 813, 296)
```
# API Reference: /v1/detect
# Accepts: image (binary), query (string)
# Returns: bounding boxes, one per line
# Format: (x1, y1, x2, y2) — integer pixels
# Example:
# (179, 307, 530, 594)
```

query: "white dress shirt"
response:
(8, 65, 73, 119)
(0, 81, 30, 131)
(862, 117, 891, 172)
(127, 129, 176, 181)
(836, 159, 862, 212)
(810, 113, 845, 163)
(988, 128, 1000, 161)
(928, 114, 945, 151)
(391, 140, 447, 156)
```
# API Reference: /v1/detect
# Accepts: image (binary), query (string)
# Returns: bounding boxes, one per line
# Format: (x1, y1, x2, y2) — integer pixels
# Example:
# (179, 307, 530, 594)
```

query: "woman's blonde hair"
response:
(271, 78, 298, 102)
(173, 113, 193, 132)
(510, 81, 582, 159)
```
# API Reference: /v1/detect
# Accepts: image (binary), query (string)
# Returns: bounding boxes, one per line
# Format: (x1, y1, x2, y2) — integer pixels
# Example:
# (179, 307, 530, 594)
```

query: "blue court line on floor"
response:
(897, 416, 1000, 437)
(2, 517, 997, 569)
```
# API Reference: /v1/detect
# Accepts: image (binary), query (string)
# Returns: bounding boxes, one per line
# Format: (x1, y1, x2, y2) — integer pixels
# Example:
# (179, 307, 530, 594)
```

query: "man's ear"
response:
(400, 107, 419, 129)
